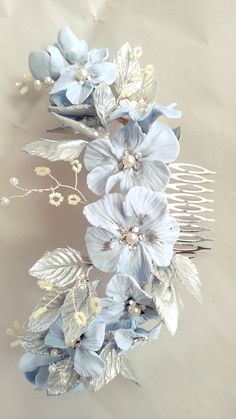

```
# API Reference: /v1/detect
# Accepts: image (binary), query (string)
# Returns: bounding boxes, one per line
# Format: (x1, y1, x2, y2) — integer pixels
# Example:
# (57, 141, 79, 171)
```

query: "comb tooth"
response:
(170, 172, 215, 183)
(169, 163, 216, 175)
(167, 192, 214, 204)
(179, 224, 212, 233)
(169, 202, 214, 213)
(178, 234, 213, 243)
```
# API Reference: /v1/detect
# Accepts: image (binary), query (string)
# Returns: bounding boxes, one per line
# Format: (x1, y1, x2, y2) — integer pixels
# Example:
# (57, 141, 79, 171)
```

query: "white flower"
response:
(34, 167, 51, 176)
(49, 192, 64, 207)
(70, 160, 82, 174)
(68, 194, 81, 206)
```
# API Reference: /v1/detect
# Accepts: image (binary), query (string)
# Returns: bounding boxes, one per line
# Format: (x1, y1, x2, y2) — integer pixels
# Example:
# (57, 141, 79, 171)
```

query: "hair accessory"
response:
(3, 27, 215, 396)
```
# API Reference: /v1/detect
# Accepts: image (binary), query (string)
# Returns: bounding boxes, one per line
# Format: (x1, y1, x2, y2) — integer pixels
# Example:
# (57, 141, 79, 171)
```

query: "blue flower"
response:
(44, 317, 105, 378)
(83, 186, 179, 284)
(49, 32, 116, 105)
(114, 325, 162, 352)
(84, 121, 179, 195)
(100, 274, 160, 330)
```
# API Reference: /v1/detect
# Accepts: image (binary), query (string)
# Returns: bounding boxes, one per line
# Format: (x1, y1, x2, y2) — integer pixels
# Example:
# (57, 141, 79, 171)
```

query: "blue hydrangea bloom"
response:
(100, 274, 160, 330)
(114, 325, 162, 352)
(84, 186, 179, 284)
(84, 121, 179, 196)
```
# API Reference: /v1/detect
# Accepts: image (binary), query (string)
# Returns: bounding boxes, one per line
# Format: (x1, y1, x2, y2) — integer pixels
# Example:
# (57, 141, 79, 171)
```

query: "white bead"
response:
(9, 177, 19, 186)
(48, 364, 57, 373)
(122, 152, 136, 169)
(0, 197, 10, 206)
(44, 76, 53, 85)
(33, 80, 42, 91)
(126, 231, 139, 245)
(50, 348, 59, 357)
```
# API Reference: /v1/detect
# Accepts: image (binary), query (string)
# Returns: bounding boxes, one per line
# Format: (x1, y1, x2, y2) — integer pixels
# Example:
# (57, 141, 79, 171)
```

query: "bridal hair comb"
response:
(3, 27, 215, 396)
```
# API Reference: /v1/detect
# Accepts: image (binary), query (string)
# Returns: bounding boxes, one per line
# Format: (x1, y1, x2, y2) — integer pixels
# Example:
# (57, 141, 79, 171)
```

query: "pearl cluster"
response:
(15, 74, 54, 95)
(127, 299, 146, 316)
(120, 226, 144, 250)
(75, 68, 91, 85)
(119, 150, 142, 171)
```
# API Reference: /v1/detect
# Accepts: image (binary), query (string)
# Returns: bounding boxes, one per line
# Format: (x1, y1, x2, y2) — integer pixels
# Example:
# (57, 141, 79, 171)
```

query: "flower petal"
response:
(119, 171, 135, 194)
(106, 274, 154, 307)
(138, 122, 180, 163)
(136, 160, 171, 192)
(117, 244, 152, 284)
(47, 45, 66, 80)
(89, 62, 116, 85)
(112, 122, 145, 154)
(82, 321, 105, 352)
(87, 165, 117, 196)
(84, 227, 123, 272)
(44, 317, 66, 349)
(124, 186, 168, 232)
(143, 216, 180, 267)
(139, 103, 181, 133)
(58, 27, 88, 64)
(50, 72, 75, 94)
(66, 82, 93, 105)
(35, 365, 49, 390)
(87, 48, 109, 65)
(29, 50, 51, 81)
(19, 353, 57, 373)
(83, 193, 126, 233)
(74, 348, 104, 377)
(84, 138, 118, 171)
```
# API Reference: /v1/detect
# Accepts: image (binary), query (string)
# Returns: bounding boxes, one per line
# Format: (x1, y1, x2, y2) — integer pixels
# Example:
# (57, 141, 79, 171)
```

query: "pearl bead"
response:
(122, 152, 136, 169)
(50, 348, 59, 357)
(75, 68, 89, 81)
(126, 231, 139, 245)
(48, 364, 57, 373)
(33, 80, 42, 91)
(44, 76, 53, 85)
(0, 197, 10, 206)
(9, 177, 19, 186)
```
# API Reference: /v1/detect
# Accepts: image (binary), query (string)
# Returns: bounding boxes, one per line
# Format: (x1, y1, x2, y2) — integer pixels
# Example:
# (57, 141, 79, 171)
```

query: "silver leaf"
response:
(52, 113, 99, 140)
(22, 138, 87, 162)
(93, 83, 116, 126)
(48, 104, 96, 117)
(139, 72, 157, 103)
(28, 291, 65, 333)
(172, 255, 202, 303)
(89, 342, 123, 392)
(47, 358, 81, 396)
(152, 277, 180, 335)
(113, 43, 140, 95)
(62, 286, 90, 347)
(21, 331, 48, 354)
(120, 355, 140, 386)
(29, 247, 90, 288)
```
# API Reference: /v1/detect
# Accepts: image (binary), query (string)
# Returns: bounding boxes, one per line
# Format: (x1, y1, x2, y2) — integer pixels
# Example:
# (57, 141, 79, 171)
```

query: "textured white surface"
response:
(0, 1, 235, 418)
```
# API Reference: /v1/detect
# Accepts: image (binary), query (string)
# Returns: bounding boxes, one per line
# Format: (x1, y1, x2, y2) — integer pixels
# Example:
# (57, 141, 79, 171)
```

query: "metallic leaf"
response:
(28, 291, 65, 333)
(48, 104, 96, 117)
(21, 331, 48, 354)
(89, 342, 123, 392)
(62, 285, 90, 347)
(120, 355, 140, 386)
(29, 247, 91, 288)
(152, 277, 180, 335)
(94, 83, 116, 126)
(47, 358, 81, 396)
(52, 113, 99, 140)
(113, 43, 140, 95)
(22, 138, 87, 162)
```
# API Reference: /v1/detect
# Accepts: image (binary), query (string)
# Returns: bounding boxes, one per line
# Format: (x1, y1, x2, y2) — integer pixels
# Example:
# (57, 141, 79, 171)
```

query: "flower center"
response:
(127, 299, 146, 316)
(119, 226, 144, 250)
(75, 68, 90, 85)
(120, 150, 142, 171)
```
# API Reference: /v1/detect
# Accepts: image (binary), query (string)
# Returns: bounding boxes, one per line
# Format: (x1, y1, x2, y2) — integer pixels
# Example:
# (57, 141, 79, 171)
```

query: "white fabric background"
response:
(0, 1, 235, 418)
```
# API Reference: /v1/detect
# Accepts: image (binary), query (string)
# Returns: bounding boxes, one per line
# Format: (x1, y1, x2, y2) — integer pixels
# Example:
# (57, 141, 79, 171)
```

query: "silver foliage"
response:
(94, 83, 116, 126)
(47, 358, 81, 396)
(28, 291, 65, 333)
(89, 342, 123, 392)
(52, 113, 99, 140)
(62, 286, 90, 347)
(120, 355, 140, 386)
(48, 104, 96, 117)
(113, 43, 140, 96)
(22, 138, 87, 162)
(21, 332, 48, 354)
(29, 247, 91, 288)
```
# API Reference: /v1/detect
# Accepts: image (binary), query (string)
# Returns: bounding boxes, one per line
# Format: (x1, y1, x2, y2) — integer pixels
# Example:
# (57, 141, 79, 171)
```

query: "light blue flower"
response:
(110, 102, 181, 132)
(84, 186, 179, 284)
(100, 274, 160, 330)
(84, 121, 179, 196)
(45, 317, 105, 378)
(114, 324, 162, 352)
(49, 32, 116, 105)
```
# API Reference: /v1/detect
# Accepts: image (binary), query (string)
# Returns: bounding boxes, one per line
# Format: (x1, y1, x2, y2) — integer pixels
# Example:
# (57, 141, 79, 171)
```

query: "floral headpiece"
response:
(3, 27, 215, 396)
